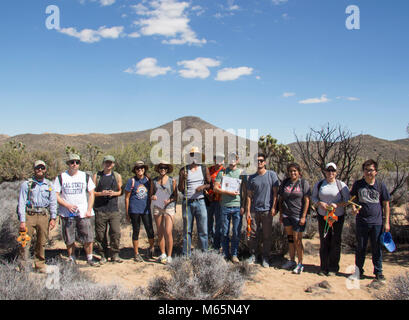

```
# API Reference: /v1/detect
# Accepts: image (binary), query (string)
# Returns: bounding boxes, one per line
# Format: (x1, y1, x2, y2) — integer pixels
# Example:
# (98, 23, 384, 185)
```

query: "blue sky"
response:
(0, 0, 408, 144)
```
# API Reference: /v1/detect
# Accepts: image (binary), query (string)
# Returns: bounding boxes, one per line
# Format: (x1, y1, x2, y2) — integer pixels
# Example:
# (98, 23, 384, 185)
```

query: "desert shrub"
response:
(0, 141, 33, 183)
(341, 214, 356, 253)
(0, 258, 147, 300)
(303, 214, 317, 239)
(376, 272, 409, 300)
(0, 181, 20, 255)
(147, 250, 246, 300)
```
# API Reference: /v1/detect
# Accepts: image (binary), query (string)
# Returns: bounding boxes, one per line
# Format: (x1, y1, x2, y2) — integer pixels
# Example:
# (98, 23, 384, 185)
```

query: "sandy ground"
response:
(46, 205, 409, 300)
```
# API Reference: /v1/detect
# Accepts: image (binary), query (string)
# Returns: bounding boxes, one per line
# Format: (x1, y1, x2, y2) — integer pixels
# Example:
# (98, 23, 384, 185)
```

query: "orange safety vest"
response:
(207, 165, 225, 202)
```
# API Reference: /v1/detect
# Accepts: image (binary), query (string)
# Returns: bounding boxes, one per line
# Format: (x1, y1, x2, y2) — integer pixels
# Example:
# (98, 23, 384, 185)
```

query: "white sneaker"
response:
(158, 253, 167, 264)
(166, 256, 173, 264)
(282, 260, 297, 270)
(292, 263, 304, 274)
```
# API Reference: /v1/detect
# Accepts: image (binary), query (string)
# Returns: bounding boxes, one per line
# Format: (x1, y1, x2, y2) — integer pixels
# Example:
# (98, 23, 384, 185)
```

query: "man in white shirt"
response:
(54, 154, 99, 267)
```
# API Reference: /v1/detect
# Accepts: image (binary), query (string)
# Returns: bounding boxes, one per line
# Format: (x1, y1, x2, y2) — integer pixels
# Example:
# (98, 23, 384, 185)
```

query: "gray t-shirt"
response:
(279, 178, 311, 220)
(311, 179, 350, 217)
(248, 170, 279, 212)
(186, 166, 204, 200)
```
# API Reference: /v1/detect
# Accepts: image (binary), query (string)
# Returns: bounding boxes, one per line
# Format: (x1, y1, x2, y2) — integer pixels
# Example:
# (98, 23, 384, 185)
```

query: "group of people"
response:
(17, 148, 391, 282)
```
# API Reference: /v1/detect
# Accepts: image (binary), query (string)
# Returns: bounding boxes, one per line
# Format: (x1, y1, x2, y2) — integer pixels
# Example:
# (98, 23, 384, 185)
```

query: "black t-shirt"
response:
(350, 179, 391, 226)
(94, 173, 119, 212)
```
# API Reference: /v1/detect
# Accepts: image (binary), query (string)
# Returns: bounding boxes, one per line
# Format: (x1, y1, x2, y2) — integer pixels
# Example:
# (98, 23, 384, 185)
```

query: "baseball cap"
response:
(34, 160, 47, 168)
(103, 155, 116, 163)
(325, 162, 337, 170)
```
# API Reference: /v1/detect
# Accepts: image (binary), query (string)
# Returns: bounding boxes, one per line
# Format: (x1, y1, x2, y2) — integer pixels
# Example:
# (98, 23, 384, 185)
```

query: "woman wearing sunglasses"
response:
(311, 162, 350, 277)
(124, 161, 155, 262)
(150, 161, 178, 264)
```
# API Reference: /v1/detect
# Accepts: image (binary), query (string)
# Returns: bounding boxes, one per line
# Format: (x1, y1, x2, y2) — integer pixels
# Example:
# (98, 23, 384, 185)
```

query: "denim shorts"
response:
(282, 216, 306, 233)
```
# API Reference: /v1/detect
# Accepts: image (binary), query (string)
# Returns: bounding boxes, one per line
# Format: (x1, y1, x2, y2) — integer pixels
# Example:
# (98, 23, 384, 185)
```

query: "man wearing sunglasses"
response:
(178, 147, 211, 256)
(54, 154, 99, 267)
(246, 153, 279, 267)
(17, 160, 57, 273)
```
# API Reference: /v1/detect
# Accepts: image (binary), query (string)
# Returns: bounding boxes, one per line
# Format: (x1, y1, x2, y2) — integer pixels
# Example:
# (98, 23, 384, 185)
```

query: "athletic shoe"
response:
(262, 258, 270, 268)
(317, 270, 328, 276)
(375, 274, 386, 282)
(111, 255, 123, 263)
(134, 254, 144, 263)
(327, 271, 337, 277)
(231, 256, 240, 264)
(87, 259, 101, 267)
(246, 255, 256, 265)
(292, 263, 304, 274)
(166, 256, 173, 264)
(281, 260, 297, 270)
(158, 253, 167, 264)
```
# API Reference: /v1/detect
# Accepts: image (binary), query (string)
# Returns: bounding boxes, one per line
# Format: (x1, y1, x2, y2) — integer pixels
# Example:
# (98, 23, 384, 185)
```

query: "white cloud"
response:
(177, 58, 221, 79)
(59, 26, 124, 43)
(100, 0, 115, 6)
(124, 58, 172, 77)
(336, 96, 360, 101)
(215, 67, 253, 81)
(272, 0, 288, 5)
(299, 94, 330, 104)
(283, 92, 296, 98)
(133, 0, 206, 46)
(128, 32, 141, 38)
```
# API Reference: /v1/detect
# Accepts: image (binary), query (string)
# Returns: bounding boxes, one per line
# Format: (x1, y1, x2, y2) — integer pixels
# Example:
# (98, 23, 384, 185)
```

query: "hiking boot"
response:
(158, 253, 167, 264)
(231, 256, 240, 264)
(262, 258, 270, 268)
(111, 255, 123, 263)
(375, 274, 386, 283)
(292, 263, 304, 274)
(87, 259, 101, 267)
(246, 255, 256, 265)
(148, 248, 155, 259)
(134, 254, 144, 263)
(281, 260, 297, 270)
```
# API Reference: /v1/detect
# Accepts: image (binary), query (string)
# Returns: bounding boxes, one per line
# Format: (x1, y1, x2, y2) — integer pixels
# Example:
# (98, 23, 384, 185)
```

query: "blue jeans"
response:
(182, 199, 208, 256)
(207, 201, 222, 250)
(221, 206, 242, 258)
(355, 223, 383, 275)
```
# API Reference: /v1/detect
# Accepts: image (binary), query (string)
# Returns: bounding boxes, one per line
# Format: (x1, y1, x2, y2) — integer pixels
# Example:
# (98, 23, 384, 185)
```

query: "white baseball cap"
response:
(325, 162, 337, 170)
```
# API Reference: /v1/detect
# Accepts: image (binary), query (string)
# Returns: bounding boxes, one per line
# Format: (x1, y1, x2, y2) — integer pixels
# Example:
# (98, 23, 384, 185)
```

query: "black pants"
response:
(130, 213, 154, 240)
(317, 214, 345, 273)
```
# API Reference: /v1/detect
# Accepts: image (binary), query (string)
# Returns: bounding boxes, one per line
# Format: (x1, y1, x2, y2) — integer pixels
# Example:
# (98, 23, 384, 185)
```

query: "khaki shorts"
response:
(153, 206, 175, 216)
(61, 216, 94, 245)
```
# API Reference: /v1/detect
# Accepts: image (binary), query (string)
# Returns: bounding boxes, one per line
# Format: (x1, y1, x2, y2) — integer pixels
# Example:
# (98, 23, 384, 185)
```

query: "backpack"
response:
(95, 171, 121, 194)
(277, 177, 312, 215)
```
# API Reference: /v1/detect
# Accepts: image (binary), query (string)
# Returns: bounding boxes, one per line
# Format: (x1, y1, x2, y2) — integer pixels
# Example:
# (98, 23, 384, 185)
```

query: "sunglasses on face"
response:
(158, 166, 168, 170)
(135, 167, 144, 171)
(35, 166, 46, 171)
(69, 160, 80, 165)
(326, 169, 336, 173)
(257, 159, 265, 163)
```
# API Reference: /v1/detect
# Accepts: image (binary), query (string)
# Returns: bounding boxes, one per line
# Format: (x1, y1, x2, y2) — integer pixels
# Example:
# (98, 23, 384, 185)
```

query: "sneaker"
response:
(231, 256, 240, 264)
(262, 258, 270, 268)
(317, 270, 328, 276)
(134, 254, 144, 263)
(292, 263, 304, 274)
(327, 271, 338, 277)
(69, 256, 77, 265)
(375, 274, 386, 282)
(281, 260, 297, 270)
(157, 253, 167, 264)
(87, 259, 101, 267)
(166, 256, 173, 264)
(246, 255, 256, 265)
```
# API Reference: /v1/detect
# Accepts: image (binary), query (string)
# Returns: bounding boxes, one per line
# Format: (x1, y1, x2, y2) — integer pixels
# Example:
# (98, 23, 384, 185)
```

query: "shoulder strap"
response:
(58, 174, 63, 189)
(336, 179, 345, 202)
(201, 165, 207, 181)
(131, 177, 135, 191)
(317, 179, 325, 201)
(95, 171, 103, 188)
(26, 178, 34, 204)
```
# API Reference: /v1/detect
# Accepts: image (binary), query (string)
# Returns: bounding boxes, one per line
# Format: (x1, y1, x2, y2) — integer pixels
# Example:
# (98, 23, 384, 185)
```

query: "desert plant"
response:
(147, 250, 247, 300)
(376, 271, 409, 300)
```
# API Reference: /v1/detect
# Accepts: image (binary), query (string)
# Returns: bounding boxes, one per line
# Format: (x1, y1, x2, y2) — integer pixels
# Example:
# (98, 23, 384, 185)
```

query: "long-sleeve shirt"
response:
(18, 178, 57, 222)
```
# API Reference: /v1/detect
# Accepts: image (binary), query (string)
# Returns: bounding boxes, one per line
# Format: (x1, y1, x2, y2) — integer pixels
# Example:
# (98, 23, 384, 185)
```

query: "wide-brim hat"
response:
(133, 161, 149, 173)
(154, 160, 174, 174)
(66, 153, 81, 165)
